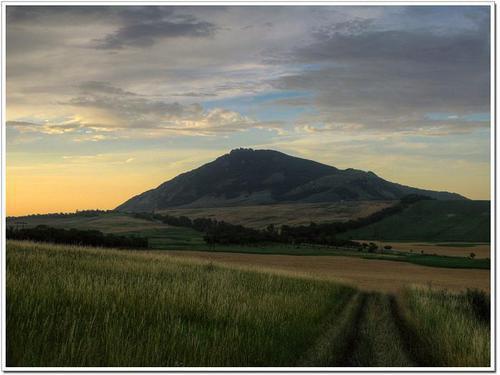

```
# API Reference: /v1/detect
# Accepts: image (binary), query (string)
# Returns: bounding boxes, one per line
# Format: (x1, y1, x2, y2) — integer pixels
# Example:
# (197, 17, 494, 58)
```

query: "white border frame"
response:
(0, 1, 496, 372)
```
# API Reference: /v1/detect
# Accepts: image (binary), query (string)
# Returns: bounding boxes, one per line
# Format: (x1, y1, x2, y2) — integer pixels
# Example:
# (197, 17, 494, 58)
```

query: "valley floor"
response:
(165, 250, 490, 293)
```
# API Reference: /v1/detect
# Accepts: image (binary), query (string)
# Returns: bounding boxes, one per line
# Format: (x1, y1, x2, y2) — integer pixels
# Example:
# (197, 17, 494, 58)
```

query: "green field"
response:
(7, 212, 209, 250)
(6, 212, 173, 234)
(7, 211, 489, 269)
(7, 240, 490, 367)
(341, 200, 490, 242)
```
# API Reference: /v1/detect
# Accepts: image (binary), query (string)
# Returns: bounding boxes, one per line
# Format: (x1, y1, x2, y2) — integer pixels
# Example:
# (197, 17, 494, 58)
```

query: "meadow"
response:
(7, 240, 490, 367)
(342, 200, 490, 242)
(6, 212, 173, 234)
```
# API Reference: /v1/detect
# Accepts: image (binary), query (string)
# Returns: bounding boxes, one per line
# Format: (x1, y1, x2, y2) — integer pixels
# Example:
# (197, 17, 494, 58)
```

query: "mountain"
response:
(116, 148, 466, 212)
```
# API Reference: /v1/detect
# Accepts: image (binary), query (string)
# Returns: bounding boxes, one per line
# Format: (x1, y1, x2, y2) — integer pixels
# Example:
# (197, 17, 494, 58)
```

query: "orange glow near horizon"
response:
(6, 149, 223, 217)
(6, 153, 490, 217)
(7, 174, 161, 217)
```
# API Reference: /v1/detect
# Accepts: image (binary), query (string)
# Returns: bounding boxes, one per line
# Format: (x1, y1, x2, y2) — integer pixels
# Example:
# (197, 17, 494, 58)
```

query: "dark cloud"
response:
(297, 26, 489, 66)
(93, 19, 216, 49)
(7, 6, 172, 25)
(313, 18, 374, 37)
(271, 8, 490, 134)
(92, 8, 216, 49)
(64, 82, 187, 123)
(78, 81, 139, 96)
(7, 6, 217, 50)
(172, 92, 218, 97)
(7, 6, 102, 24)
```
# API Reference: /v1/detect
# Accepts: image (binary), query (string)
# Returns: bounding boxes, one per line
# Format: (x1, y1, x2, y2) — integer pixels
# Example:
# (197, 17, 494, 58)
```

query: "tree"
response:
(368, 242, 378, 253)
(470, 252, 476, 259)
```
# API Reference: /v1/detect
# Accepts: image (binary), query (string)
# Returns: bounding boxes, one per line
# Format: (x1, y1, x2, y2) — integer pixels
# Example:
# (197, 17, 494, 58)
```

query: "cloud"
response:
(64, 82, 188, 127)
(7, 119, 82, 135)
(6, 6, 491, 140)
(159, 107, 255, 135)
(270, 9, 490, 136)
(92, 12, 216, 49)
(8, 6, 175, 26)
(8, 6, 217, 51)
(10, 81, 284, 139)
(62, 154, 137, 164)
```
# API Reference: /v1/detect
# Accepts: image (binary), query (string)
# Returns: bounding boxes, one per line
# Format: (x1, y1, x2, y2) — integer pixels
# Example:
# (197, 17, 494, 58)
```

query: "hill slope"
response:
(340, 200, 490, 242)
(116, 148, 465, 212)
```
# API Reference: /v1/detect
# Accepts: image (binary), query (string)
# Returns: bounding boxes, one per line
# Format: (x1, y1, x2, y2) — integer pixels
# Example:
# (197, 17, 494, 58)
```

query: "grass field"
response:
(165, 250, 490, 293)
(165, 244, 490, 270)
(7, 240, 490, 367)
(342, 200, 490, 242)
(6, 212, 173, 234)
(7, 212, 209, 250)
(158, 201, 395, 229)
(359, 240, 490, 259)
(397, 288, 490, 366)
(7, 240, 354, 367)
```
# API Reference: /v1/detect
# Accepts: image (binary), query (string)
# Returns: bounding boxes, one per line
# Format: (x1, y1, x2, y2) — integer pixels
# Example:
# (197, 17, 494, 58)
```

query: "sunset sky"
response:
(7, 5, 491, 216)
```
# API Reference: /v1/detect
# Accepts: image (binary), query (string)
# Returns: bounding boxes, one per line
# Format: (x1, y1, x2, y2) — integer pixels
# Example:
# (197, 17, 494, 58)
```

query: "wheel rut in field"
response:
(300, 292, 420, 367)
(388, 295, 425, 366)
(342, 293, 417, 367)
(337, 292, 368, 366)
(296, 291, 361, 367)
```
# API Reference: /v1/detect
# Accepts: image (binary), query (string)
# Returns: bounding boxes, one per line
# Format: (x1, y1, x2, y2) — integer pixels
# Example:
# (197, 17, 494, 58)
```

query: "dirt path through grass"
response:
(344, 293, 416, 366)
(298, 292, 417, 367)
(337, 293, 368, 366)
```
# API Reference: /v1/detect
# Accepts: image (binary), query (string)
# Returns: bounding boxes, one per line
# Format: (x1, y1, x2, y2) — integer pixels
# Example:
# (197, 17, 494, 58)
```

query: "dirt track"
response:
(166, 250, 490, 293)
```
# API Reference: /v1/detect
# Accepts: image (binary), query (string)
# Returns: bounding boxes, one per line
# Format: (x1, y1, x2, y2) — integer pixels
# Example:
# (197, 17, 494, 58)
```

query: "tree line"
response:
(135, 194, 432, 247)
(6, 225, 148, 249)
(7, 209, 115, 221)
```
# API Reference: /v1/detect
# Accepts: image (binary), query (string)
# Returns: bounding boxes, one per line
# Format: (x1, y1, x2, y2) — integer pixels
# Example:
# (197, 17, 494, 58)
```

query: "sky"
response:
(6, 5, 491, 216)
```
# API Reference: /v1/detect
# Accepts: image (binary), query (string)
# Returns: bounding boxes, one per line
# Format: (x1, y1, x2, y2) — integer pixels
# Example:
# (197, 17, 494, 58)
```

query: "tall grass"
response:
(7, 240, 491, 368)
(7, 240, 355, 367)
(398, 288, 490, 367)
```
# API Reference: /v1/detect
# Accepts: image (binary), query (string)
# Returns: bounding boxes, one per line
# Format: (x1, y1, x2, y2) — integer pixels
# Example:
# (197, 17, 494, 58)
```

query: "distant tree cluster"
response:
(133, 212, 276, 245)
(279, 223, 359, 247)
(133, 213, 359, 247)
(7, 209, 115, 220)
(6, 225, 148, 249)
